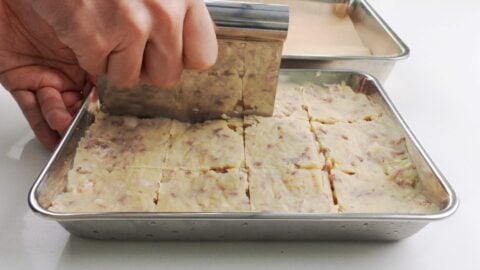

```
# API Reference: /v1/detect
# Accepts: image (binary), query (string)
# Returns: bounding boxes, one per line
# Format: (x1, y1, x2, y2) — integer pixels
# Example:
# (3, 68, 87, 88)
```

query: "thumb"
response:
(2, 65, 81, 132)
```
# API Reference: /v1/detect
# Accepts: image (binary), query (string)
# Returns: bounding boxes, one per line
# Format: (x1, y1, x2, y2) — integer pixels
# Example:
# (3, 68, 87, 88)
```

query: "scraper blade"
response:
(97, 1, 289, 122)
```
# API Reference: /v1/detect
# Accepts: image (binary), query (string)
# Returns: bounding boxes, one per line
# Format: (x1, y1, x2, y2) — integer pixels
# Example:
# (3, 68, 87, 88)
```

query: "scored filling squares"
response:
(272, 82, 309, 120)
(73, 113, 172, 172)
(50, 78, 440, 214)
(311, 116, 406, 175)
(244, 115, 325, 170)
(311, 114, 439, 213)
(165, 119, 245, 171)
(249, 168, 335, 212)
(304, 82, 382, 124)
(157, 169, 251, 212)
(331, 168, 438, 213)
(51, 168, 162, 212)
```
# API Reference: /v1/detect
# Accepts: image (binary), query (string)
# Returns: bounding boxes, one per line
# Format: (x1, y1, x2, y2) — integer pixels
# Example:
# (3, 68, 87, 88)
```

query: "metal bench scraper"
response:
(97, 1, 289, 122)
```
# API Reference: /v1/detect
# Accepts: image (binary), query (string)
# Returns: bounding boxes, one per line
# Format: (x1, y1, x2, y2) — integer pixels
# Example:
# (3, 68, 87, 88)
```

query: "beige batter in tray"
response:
(50, 78, 438, 214)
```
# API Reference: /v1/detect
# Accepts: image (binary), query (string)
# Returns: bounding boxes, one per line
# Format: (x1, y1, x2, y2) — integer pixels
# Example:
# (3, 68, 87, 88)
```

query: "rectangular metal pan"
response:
(271, 0, 410, 83)
(28, 70, 458, 241)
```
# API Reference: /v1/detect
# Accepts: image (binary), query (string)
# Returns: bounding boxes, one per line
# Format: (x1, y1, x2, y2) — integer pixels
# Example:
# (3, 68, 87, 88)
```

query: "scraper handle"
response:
(205, 0, 289, 41)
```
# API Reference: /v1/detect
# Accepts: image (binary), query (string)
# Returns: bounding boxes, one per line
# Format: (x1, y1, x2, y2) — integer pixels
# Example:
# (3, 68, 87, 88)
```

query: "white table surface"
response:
(1, 0, 478, 269)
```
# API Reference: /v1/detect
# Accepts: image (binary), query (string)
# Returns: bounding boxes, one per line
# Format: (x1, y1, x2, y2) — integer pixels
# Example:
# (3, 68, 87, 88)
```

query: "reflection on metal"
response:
(98, 1, 289, 121)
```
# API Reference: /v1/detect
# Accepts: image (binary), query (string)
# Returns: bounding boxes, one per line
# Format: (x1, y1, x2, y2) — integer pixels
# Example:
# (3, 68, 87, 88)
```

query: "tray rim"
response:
(281, 0, 410, 61)
(28, 69, 458, 223)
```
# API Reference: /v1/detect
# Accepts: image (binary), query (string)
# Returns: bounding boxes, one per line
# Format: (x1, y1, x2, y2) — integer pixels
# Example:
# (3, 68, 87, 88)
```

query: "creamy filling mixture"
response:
(50, 81, 438, 214)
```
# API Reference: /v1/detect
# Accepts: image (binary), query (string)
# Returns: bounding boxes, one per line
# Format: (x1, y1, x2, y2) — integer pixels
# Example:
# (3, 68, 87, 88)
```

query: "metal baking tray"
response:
(28, 70, 458, 241)
(275, 0, 410, 83)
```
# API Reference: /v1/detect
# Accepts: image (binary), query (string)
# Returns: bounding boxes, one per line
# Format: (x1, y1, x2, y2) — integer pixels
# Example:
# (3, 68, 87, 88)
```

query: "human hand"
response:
(0, 0, 89, 150)
(0, 0, 218, 150)
(30, 0, 218, 89)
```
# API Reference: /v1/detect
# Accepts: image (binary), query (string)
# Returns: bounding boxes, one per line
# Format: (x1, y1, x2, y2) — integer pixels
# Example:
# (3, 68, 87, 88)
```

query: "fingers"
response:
(62, 91, 83, 115)
(71, 99, 84, 115)
(37, 87, 73, 132)
(107, 40, 146, 89)
(142, 2, 185, 88)
(62, 91, 82, 108)
(141, 0, 217, 87)
(142, 42, 182, 89)
(1, 64, 87, 150)
(0, 65, 78, 93)
(28, 0, 216, 93)
(63, 79, 93, 116)
(183, 0, 218, 70)
(11, 90, 61, 150)
(75, 46, 110, 77)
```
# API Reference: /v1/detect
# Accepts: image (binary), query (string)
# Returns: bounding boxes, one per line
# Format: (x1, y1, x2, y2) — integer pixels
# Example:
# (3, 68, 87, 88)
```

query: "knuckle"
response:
(51, 10, 85, 43)
(189, 0, 206, 9)
(116, 2, 151, 40)
(127, 21, 150, 40)
(88, 34, 112, 57)
(153, 3, 183, 34)
(37, 72, 63, 89)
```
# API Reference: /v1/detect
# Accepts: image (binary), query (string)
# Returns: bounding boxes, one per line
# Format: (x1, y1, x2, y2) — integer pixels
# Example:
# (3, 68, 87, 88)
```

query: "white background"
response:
(0, 0, 478, 269)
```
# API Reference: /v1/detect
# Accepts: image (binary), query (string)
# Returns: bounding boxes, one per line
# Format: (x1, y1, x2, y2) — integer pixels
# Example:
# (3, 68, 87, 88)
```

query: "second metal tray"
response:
(279, 0, 410, 83)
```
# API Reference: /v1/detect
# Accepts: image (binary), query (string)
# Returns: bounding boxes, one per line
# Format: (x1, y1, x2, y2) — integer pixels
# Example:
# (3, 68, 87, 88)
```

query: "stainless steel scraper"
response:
(97, 1, 289, 122)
